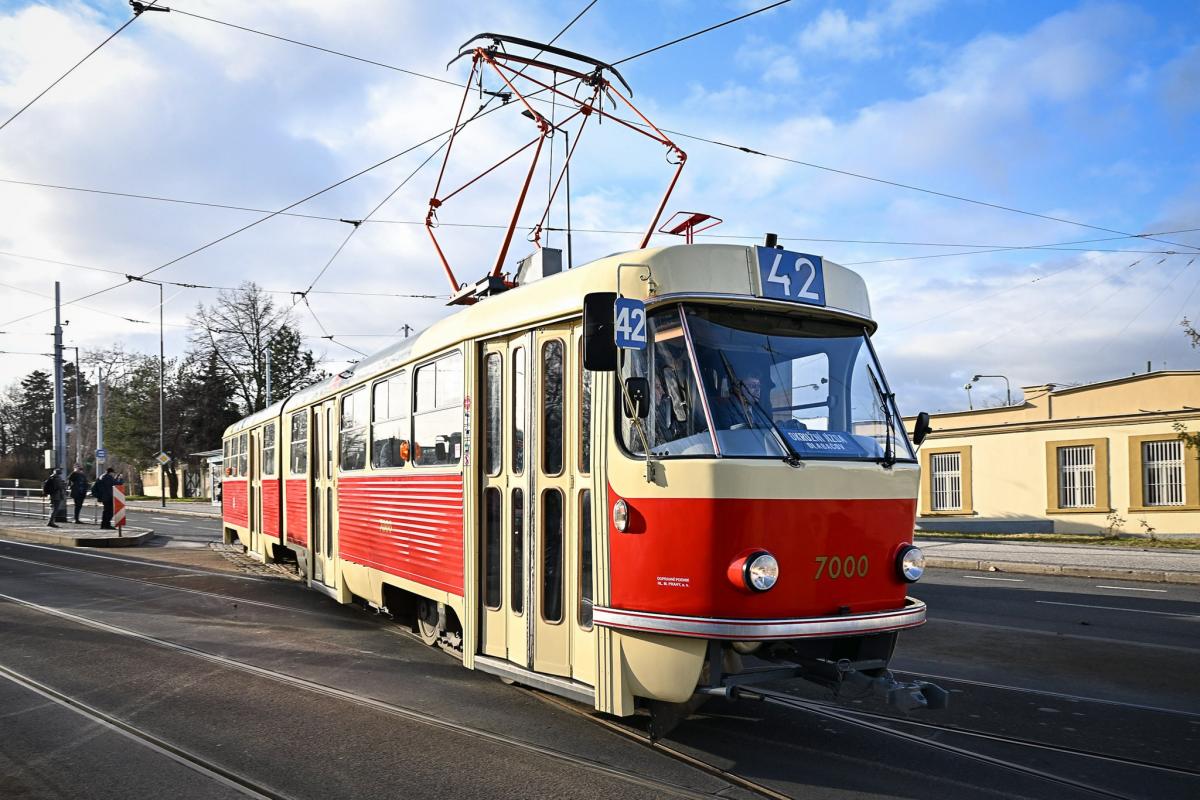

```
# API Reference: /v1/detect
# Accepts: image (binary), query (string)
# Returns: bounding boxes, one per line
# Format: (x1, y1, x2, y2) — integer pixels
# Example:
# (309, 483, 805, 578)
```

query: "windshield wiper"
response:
(718, 353, 803, 467)
(866, 365, 895, 468)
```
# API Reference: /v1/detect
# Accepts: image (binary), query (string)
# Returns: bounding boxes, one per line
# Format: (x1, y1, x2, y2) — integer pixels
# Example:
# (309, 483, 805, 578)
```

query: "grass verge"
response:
(914, 530, 1200, 550)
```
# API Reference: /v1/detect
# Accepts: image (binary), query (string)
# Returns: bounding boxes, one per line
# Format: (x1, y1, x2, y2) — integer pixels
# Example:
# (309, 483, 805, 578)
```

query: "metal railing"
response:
(0, 487, 99, 524)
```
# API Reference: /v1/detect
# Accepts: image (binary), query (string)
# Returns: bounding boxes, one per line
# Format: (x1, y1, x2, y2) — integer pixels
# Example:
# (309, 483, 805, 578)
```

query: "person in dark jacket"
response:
(43, 468, 66, 528)
(92, 467, 117, 529)
(68, 465, 88, 524)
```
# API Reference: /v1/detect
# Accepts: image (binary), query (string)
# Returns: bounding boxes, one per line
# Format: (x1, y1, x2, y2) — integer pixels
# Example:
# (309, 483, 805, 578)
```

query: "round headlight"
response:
(745, 552, 779, 592)
(897, 545, 925, 583)
(612, 498, 629, 532)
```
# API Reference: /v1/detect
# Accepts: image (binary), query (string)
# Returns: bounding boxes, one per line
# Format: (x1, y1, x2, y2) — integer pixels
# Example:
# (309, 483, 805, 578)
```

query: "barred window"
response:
(1143, 440, 1185, 506)
(340, 388, 368, 471)
(262, 423, 277, 477)
(372, 372, 409, 469)
(1057, 445, 1095, 508)
(290, 411, 308, 475)
(929, 452, 962, 511)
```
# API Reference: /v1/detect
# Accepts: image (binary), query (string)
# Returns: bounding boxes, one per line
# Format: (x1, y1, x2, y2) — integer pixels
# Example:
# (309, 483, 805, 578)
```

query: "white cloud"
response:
(797, 0, 941, 61)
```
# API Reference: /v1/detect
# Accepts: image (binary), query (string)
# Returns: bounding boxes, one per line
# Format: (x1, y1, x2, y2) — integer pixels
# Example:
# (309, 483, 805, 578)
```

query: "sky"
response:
(0, 0, 1198, 414)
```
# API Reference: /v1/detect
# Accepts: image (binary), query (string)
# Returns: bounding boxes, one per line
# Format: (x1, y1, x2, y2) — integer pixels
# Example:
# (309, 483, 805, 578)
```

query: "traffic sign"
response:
(155, 452, 171, 466)
(112, 485, 126, 530)
(95, 448, 107, 461)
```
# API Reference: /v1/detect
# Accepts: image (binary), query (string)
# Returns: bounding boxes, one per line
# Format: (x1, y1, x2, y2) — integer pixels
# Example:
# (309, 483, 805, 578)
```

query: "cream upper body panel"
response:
(223, 243, 876, 436)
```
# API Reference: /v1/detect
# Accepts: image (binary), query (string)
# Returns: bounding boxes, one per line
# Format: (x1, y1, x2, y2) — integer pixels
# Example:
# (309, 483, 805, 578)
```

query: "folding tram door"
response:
(311, 400, 338, 588)
(247, 429, 260, 555)
(477, 323, 595, 686)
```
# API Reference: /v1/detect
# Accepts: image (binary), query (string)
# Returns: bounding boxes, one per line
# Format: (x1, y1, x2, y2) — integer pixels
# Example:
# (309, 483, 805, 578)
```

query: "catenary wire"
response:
(612, 0, 790, 65)
(1112, 256, 1196, 339)
(0, 2, 160, 133)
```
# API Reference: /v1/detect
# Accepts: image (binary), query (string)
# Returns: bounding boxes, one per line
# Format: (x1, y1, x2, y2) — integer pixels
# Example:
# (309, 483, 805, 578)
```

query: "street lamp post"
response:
(972, 374, 1012, 407)
(128, 275, 166, 507)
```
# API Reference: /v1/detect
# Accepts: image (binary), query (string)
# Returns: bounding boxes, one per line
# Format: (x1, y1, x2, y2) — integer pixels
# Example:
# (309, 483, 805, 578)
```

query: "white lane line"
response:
(1037, 600, 1199, 619)
(0, 538, 270, 582)
(1095, 585, 1168, 593)
(961, 575, 1024, 582)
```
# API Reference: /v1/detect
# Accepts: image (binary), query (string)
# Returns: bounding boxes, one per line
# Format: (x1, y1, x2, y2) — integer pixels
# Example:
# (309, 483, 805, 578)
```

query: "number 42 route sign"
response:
(614, 297, 647, 350)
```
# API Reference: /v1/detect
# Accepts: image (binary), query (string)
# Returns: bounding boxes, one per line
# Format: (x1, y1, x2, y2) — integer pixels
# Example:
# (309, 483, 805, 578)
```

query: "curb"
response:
(0, 525, 155, 548)
(123, 505, 221, 520)
(925, 556, 1200, 585)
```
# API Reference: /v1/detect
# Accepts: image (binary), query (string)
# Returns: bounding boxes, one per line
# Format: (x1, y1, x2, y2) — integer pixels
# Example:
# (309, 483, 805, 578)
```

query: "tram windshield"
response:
(619, 305, 915, 462)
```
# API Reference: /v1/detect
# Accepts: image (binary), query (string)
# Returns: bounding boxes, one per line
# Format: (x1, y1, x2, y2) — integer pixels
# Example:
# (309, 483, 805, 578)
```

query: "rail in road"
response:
(2, 538, 1197, 799)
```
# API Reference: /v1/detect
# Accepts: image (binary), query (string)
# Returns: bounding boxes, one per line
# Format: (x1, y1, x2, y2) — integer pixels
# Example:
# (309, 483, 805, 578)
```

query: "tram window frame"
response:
(484, 353, 502, 477)
(512, 346, 527, 475)
(289, 411, 308, 476)
(541, 488, 564, 625)
(579, 337, 591, 475)
(262, 422, 276, 477)
(412, 350, 464, 468)
(578, 489, 593, 630)
(339, 387, 368, 472)
(224, 439, 232, 476)
(542, 339, 565, 477)
(238, 433, 248, 477)
(371, 371, 410, 469)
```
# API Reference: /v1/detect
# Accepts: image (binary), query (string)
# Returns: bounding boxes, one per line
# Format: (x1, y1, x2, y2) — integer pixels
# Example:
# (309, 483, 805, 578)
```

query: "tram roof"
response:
(223, 243, 873, 437)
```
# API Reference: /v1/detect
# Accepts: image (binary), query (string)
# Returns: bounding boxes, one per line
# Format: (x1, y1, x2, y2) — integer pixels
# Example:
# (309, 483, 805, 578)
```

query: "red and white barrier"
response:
(113, 485, 126, 530)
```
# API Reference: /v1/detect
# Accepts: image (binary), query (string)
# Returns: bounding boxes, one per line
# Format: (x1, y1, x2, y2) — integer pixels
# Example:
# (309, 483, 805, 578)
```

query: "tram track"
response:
(0, 589, 737, 800)
(0, 663, 290, 800)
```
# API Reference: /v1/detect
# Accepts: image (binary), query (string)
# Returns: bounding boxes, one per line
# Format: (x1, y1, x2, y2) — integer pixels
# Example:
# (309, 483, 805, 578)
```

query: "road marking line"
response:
(1037, 600, 1198, 619)
(961, 575, 1024, 582)
(1095, 585, 1167, 593)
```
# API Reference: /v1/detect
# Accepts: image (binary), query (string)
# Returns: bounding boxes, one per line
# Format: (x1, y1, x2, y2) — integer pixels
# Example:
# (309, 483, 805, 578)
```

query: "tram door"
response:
(312, 400, 337, 587)
(247, 429, 259, 555)
(478, 324, 594, 682)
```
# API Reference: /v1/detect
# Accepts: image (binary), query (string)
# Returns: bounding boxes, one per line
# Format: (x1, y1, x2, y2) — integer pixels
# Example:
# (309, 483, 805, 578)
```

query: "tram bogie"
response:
(221, 242, 937, 718)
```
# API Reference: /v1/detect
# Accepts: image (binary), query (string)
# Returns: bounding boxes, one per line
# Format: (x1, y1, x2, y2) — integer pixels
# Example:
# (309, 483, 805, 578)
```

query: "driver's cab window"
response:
(619, 308, 713, 457)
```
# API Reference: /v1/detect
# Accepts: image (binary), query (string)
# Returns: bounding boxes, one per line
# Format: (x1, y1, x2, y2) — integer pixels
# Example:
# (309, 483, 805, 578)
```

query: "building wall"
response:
(915, 418, 1200, 535)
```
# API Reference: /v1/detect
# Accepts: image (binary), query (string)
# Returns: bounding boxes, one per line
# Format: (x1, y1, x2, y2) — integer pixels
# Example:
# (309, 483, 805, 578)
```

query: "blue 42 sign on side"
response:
(614, 297, 647, 350)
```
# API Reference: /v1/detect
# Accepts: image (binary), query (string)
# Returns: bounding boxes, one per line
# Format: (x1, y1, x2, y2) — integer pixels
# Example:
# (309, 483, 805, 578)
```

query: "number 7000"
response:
(814, 555, 869, 579)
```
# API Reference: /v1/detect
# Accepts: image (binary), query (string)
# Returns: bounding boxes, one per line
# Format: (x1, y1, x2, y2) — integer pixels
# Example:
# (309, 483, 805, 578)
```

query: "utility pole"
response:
(69, 345, 82, 468)
(265, 347, 272, 406)
(96, 372, 105, 479)
(53, 282, 67, 520)
(399, 324, 413, 338)
(128, 275, 167, 506)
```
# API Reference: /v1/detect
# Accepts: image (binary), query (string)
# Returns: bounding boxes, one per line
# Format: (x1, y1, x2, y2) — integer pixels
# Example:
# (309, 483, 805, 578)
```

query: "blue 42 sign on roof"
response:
(756, 247, 826, 307)
(614, 297, 647, 350)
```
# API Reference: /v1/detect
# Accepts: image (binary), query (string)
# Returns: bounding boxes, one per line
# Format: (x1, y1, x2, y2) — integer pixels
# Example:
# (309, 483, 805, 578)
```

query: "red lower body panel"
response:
(223, 480, 247, 528)
(262, 480, 280, 538)
(608, 492, 916, 620)
(285, 479, 308, 546)
(337, 474, 464, 595)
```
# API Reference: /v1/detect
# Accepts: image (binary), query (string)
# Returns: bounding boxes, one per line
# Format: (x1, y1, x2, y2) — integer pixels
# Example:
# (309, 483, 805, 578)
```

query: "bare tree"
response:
(189, 282, 324, 414)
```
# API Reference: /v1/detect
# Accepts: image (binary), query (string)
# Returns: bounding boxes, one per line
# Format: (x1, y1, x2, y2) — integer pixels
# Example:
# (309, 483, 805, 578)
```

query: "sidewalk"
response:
(0, 516, 155, 547)
(916, 537, 1200, 585)
(124, 500, 221, 518)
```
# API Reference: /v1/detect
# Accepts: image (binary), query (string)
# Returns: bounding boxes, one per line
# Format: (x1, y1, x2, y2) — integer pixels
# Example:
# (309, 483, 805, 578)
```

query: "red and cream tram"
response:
(221, 241, 940, 719)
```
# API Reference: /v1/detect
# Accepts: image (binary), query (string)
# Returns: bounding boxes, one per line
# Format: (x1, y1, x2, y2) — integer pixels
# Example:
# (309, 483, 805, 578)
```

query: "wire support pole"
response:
(158, 279, 165, 507)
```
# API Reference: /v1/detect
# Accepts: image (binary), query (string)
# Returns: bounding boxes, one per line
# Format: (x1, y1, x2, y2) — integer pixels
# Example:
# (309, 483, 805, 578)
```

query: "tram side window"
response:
(412, 351, 463, 466)
(238, 433, 248, 477)
(579, 489, 593, 629)
(542, 489, 564, 624)
(512, 346, 526, 474)
(290, 412, 308, 475)
(542, 339, 564, 475)
(224, 439, 232, 476)
(340, 388, 368, 471)
(262, 423, 276, 477)
(579, 339, 591, 474)
(372, 372, 409, 469)
(484, 354, 502, 476)
(484, 488, 501, 610)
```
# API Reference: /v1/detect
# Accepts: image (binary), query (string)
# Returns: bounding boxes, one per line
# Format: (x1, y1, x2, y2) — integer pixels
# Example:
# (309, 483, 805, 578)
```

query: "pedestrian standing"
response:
(67, 464, 88, 524)
(92, 467, 117, 530)
(43, 468, 66, 528)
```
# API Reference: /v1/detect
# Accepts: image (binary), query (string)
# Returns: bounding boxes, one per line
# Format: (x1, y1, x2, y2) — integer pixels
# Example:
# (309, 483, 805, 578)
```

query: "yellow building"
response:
(906, 371, 1200, 535)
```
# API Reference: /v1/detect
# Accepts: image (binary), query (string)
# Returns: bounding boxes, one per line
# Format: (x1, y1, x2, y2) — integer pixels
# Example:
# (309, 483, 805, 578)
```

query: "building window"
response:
(1143, 440, 1185, 507)
(290, 411, 308, 475)
(371, 372, 409, 469)
(340, 388, 367, 471)
(929, 452, 962, 511)
(1057, 445, 1095, 508)
(262, 423, 276, 477)
(413, 351, 463, 466)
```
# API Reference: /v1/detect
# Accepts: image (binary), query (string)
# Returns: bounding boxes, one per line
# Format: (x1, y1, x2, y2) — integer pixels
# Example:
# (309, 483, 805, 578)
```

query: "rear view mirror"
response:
(623, 377, 650, 419)
(583, 292, 618, 372)
(912, 411, 932, 446)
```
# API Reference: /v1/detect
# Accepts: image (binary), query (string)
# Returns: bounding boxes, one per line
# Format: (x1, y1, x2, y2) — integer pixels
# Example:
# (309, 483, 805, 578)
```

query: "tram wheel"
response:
(416, 598, 440, 646)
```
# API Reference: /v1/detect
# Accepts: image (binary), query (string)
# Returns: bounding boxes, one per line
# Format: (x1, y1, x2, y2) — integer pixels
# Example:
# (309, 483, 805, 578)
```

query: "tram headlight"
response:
(896, 545, 925, 583)
(613, 499, 629, 532)
(745, 552, 779, 592)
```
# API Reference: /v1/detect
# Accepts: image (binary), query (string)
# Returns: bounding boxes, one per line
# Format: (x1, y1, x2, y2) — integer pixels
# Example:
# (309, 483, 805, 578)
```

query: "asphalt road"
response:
(0, 515, 1196, 800)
